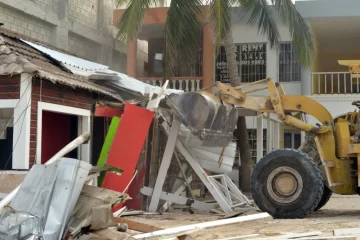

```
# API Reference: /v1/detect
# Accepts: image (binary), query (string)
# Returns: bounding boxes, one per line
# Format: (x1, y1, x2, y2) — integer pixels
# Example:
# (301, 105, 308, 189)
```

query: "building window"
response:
(215, 43, 267, 84)
(279, 43, 301, 82)
(240, 43, 267, 83)
(284, 130, 301, 149)
(248, 129, 267, 163)
(215, 45, 240, 84)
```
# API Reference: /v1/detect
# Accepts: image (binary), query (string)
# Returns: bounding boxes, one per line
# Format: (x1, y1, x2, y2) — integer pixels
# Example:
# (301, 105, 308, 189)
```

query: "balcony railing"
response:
(138, 77, 203, 92)
(312, 72, 360, 95)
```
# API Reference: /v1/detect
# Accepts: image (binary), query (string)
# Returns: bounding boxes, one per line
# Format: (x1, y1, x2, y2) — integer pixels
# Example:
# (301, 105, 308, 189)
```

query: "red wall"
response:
(41, 111, 71, 164)
(0, 75, 20, 99)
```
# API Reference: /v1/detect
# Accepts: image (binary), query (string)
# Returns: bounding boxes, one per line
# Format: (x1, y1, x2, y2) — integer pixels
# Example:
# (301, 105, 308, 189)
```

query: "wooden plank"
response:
(148, 117, 181, 212)
(133, 213, 271, 239)
(113, 217, 163, 233)
(141, 186, 213, 211)
(334, 227, 360, 236)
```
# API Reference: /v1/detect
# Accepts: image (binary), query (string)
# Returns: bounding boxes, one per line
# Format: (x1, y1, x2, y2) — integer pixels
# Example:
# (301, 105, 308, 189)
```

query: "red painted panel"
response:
(124, 166, 146, 210)
(41, 111, 71, 164)
(95, 107, 123, 117)
(101, 104, 154, 207)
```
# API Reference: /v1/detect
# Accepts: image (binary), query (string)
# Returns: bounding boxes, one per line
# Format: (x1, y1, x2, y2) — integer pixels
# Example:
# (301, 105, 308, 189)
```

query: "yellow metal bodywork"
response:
(214, 78, 359, 195)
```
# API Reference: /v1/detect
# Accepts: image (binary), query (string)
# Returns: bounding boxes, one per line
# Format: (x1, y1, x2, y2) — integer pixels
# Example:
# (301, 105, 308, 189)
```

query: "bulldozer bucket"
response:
(164, 92, 238, 147)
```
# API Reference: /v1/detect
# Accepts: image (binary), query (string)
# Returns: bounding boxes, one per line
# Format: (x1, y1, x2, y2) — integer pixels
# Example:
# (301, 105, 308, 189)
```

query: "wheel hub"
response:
(266, 166, 303, 204)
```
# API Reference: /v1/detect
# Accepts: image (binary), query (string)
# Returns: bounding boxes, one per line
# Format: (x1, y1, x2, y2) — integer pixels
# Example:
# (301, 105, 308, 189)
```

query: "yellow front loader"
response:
(163, 78, 360, 219)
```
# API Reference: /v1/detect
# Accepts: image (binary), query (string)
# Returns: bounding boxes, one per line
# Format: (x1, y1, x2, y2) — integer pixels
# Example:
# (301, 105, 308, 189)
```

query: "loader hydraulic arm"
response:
(215, 78, 333, 134)
(214, 78, 356, 194)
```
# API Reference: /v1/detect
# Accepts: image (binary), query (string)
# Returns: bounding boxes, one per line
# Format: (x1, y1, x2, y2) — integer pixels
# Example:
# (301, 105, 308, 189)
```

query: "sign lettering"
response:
(240, 44, 266, 66)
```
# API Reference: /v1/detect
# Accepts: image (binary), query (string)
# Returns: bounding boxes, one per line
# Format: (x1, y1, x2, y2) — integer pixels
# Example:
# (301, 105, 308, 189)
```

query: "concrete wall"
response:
(68, 0, 98, 29)
(0, 3, 53, 43)
(68, 32, 100, 62)
(0, 0, 146, 75)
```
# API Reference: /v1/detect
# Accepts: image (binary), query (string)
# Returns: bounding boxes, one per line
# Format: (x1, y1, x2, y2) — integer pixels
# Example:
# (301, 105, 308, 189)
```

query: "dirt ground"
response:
(125, 194, 360, 239)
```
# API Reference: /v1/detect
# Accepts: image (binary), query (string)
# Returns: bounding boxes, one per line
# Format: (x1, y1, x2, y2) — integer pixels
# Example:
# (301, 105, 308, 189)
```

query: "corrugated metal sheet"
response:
(0, 32, 122, 101)
(18, 36, 183, 97)
(0, 29, 183, 102)
(22, 40, 108, 72)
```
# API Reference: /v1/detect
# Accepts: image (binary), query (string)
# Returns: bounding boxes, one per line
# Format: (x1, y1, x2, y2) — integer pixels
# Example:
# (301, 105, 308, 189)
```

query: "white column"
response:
(266, 45, 278, 80)
(272, 122, 280, 150)
(301, 20, 313, 96)
(13, 74, 32, 169)
(256, 113, 263, 162)
(266, 114, 272, 153)
(78, 116, 91, 163)
(301, 67, 312, 96)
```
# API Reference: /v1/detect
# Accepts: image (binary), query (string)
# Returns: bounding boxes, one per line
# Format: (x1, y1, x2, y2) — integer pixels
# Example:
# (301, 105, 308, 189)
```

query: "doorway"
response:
(36, 102, 91, 165)
(41, 111, 78, 164)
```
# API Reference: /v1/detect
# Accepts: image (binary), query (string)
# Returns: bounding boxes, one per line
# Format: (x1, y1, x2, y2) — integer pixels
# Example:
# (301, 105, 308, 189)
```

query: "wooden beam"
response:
(112, 217, 162, 233)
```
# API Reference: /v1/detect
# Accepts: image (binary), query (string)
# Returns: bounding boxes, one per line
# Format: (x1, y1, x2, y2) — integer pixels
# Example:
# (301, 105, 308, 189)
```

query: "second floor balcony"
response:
(312, 72, 360, 95)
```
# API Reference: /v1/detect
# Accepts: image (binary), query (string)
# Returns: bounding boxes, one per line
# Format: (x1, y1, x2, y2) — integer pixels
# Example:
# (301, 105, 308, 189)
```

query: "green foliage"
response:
(115, 0, 316, 75)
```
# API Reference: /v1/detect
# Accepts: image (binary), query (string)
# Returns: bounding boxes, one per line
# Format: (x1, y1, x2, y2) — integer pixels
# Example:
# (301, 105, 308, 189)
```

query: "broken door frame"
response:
(35, 102, 91, 164)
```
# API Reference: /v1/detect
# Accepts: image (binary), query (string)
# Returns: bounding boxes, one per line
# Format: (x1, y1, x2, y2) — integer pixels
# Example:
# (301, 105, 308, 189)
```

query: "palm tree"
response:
(115, 0, 316, 191)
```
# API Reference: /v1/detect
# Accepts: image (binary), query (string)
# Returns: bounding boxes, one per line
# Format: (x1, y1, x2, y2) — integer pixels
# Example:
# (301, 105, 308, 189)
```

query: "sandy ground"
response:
(124, 194, 360, 239)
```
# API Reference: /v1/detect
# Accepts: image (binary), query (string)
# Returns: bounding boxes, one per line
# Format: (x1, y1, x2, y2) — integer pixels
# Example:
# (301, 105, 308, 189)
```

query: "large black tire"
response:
(314, 184, 332, 211)
(250, 149, 324, 219)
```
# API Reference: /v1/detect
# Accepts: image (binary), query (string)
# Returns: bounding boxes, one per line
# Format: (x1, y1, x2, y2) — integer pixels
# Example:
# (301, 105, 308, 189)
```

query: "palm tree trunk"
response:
(223, 30, 253, 192)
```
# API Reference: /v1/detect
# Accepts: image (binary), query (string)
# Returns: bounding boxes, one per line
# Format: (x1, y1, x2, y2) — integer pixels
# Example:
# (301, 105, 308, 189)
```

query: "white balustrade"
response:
(146, 79, 203, 92)
(312, 72, 360, 95)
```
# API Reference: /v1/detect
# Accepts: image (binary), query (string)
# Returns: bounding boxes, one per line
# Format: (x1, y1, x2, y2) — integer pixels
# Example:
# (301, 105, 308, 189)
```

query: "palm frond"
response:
(164, 0, 204, 78)
(239, 0, 280, 49)
(270, 0, 317, 67)
(208, 0, 232, 54)
(115, 0, 156, 43)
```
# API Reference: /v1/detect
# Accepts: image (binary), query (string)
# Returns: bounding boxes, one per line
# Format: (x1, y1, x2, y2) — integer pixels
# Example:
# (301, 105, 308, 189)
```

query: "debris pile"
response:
(0, 157, 130, 240)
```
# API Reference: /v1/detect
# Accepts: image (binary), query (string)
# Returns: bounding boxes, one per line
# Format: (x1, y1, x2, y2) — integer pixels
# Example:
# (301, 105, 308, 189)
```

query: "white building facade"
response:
(215, 0, 360, 162)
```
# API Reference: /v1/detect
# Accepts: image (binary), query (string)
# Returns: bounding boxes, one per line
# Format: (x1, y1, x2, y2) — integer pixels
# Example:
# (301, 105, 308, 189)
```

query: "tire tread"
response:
(250, 148, 324, 219)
